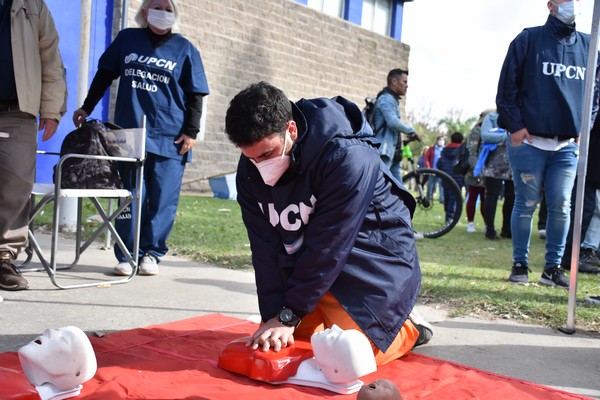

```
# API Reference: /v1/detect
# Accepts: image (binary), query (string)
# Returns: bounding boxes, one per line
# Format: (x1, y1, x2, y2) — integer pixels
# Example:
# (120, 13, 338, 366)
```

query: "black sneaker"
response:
(586, 296, 600, 306)
(580, 248, 600, 267)
(0, 252, 29, 291)
(539, 266, 569, 288)
(508, 262, 530, 284)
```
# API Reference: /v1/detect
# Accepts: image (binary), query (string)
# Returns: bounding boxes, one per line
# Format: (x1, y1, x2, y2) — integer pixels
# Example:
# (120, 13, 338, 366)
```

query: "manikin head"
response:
(310, 325, 377, 383)
(18, 326, 97, 391)
(358, 379, 402, 400)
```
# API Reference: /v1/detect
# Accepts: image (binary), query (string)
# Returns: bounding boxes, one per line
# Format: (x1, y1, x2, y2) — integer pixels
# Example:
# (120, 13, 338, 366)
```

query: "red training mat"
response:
(0, 314, 592, 400)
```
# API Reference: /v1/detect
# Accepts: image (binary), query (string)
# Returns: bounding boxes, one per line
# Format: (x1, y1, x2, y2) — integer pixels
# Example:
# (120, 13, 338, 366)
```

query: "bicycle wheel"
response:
(402, 168, 463, 238)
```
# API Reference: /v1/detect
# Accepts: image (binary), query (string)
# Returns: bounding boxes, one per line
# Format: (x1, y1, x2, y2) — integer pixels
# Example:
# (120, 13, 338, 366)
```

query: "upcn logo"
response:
(124, 53, 177, 71)
(542, 62, 586, 80)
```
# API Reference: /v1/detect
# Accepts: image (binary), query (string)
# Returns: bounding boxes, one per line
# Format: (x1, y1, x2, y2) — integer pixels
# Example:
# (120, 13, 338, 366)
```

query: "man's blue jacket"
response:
(235, 96, 420, 352)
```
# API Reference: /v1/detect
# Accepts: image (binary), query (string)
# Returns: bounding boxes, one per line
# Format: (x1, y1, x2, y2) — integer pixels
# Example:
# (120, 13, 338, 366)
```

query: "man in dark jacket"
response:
(224, 82, 431, 366)
(436, 132, 465, 225)
(496, 0, 599, 288)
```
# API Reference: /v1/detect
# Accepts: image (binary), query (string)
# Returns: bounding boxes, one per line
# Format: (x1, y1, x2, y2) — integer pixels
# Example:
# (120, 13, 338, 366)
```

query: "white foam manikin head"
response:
(310, 324, 377, 383)
(18, 326, 97, 390)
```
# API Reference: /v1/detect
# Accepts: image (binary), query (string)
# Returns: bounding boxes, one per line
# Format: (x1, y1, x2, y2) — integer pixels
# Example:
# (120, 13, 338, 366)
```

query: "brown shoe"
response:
(0, 252, 28, 291)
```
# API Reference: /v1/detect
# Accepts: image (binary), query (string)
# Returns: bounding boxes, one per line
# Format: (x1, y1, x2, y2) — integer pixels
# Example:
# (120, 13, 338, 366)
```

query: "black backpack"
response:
(361, 95, 386, 136)
(452, 141, 470, 175)
(53, 120, 124, 189)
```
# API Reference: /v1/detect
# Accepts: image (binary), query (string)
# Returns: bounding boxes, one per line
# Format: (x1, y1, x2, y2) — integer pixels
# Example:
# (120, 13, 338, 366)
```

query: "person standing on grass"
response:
(224, 81, 432, 366)
(463, 110, 491, 234)
(72, 0, 209, 277)
(496, 0, 599, 288)
(435, 132, 465, 226)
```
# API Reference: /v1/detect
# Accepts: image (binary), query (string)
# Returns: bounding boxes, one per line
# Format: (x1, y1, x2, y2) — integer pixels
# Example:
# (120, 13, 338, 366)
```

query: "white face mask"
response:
(552, 1, 580, 25)
(251, 133, 291, 186)
(147, 9, 176, 31)
(437, 140, 445, 147)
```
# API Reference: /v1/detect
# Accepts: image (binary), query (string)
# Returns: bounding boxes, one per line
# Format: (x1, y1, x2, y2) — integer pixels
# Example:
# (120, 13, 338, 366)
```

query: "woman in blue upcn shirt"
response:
(72, 0, 209, 276)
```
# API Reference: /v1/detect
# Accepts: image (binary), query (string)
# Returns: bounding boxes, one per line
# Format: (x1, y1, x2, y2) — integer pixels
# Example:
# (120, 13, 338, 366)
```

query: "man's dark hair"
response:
(387, 68, 408, 86)
(225, 81, 292, 147)
(450, 131, 464, 143)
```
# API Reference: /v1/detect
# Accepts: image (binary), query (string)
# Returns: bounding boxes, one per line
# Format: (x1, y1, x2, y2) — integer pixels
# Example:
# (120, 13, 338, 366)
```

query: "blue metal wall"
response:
(37, 0, 114, 183)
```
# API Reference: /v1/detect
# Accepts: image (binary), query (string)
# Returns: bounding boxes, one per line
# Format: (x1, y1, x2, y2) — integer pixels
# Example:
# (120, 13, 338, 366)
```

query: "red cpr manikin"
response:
(218, 324, 377, 394)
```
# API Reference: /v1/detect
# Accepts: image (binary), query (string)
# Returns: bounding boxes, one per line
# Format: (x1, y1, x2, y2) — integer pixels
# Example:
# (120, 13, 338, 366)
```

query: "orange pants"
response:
(294, 292, 419, 366)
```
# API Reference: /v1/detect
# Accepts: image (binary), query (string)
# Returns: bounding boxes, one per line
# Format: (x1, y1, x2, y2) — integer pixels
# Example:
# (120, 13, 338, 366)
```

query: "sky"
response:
(400, 0, 598, 123)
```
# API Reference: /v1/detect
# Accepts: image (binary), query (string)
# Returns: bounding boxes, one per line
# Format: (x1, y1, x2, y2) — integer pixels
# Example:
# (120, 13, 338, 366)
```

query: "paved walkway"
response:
(1, 232, 599, 399)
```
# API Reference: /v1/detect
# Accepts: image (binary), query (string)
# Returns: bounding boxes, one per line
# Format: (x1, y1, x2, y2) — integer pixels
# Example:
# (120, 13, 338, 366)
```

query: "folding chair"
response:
(23, 119, 146, 289)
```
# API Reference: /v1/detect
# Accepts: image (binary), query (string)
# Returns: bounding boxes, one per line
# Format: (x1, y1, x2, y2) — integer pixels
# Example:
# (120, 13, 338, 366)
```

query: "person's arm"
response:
(496, 30, 530, 144)
(377, 94, 415, 135)
(72, 69, 118, 127)
(181, 93, 204, 139)
(480, 113, 507, 144)
(37, 0, 67, 140)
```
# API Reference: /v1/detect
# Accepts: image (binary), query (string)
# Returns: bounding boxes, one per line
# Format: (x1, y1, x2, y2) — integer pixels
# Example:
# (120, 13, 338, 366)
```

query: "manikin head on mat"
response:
(18, 326, 97, 390)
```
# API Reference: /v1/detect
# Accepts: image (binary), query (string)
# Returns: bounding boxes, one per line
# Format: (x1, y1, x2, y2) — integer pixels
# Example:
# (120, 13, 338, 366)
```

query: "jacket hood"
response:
(290, 96, 374, 173)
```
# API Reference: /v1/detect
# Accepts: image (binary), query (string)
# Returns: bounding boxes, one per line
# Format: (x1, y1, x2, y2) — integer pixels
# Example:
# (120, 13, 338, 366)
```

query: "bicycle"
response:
(400, 138, 463, 238)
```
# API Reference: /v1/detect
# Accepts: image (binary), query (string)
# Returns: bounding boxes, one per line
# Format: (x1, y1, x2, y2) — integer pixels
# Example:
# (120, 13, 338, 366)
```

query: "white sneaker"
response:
(466, 222, 476, 233)
(139, 254, 159, 276)
(413, 232, 424, 240)
(539, 229, 546, 239)
(409, 308, 433, 347)
(114, 261, 133, 276)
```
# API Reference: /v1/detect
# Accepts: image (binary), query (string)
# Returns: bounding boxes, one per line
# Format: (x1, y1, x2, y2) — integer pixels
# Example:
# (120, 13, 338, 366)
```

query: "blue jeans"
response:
(507, 142, 578, 269)
(565, 181, 600, 256)
(582, 188, 600, 250)
(426, 175, 444, 202)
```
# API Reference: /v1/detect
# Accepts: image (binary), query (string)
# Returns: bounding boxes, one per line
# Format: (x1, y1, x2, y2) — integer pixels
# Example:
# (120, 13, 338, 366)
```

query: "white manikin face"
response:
(310, 325, 377, 383)
(18, 326, 97, 390)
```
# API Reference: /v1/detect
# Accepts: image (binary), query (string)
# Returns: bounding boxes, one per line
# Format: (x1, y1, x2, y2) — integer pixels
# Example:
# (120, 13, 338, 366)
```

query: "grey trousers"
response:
(0, 111, 37, 258)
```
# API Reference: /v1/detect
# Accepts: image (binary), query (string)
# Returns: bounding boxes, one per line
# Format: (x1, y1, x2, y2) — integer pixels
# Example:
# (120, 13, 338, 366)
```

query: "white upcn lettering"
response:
(266, 203, 280, 227)
(542, 62, 586, 80)
(124, 53, 177, 71)
(280, 204, 301, 231)
(262, 195, 317, 230)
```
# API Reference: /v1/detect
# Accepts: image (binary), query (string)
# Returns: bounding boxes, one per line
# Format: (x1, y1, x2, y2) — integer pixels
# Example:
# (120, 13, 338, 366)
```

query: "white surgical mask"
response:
(552, 1, 580, 25)
(437, 140, 445, 147)
(251, 133, 291, 186)
(147, 9, 176, 31)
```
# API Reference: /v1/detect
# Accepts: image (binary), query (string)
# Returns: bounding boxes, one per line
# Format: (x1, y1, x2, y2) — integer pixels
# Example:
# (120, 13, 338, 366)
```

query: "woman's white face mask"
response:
(251, 133, 291, 186)
(147, 9, 176, 31)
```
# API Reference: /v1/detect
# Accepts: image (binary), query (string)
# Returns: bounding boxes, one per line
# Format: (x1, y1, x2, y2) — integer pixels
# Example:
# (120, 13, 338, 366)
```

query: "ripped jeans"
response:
(507, 141, 578, 269)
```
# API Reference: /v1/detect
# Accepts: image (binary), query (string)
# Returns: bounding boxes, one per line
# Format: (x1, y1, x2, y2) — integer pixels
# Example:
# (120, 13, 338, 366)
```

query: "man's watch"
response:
(278, 307, 301, 328)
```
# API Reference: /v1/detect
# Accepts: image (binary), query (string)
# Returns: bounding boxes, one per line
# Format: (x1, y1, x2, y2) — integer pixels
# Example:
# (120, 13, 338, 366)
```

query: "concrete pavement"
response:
(1, 232, 599, 399)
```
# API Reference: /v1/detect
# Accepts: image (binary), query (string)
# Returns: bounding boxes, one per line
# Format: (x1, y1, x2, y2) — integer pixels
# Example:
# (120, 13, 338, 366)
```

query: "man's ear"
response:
(287, 120, 298, 142)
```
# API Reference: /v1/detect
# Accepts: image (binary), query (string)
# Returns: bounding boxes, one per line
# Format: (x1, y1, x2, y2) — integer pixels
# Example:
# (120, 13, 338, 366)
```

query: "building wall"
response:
(122, 0, 411, 192)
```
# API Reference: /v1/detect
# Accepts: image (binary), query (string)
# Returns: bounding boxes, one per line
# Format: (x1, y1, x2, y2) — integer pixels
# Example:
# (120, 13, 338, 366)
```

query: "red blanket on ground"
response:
(0, 314, 592, 400)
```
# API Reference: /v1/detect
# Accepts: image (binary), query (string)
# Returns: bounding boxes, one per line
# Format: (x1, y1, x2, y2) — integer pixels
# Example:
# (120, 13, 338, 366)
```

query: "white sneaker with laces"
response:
(114, 261, 133, 276)
(139, 254, 159, 276)
(466, 222, 476, 233)
(408, 308, 433, 347)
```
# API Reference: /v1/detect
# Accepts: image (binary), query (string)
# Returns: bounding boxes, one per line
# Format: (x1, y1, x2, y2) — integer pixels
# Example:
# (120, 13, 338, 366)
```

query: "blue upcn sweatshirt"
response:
(496, 15, 594, 138)
(236, 96, 420, 352)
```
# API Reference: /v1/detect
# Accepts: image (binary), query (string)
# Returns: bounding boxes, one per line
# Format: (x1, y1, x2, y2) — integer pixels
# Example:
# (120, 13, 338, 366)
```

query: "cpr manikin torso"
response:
(18, 326, 97, 400)
(218, 324, 377, 394)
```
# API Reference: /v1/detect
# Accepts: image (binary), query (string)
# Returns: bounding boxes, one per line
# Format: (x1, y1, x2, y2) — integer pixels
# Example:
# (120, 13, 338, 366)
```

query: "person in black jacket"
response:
(224, 82, 432, 366)
(436, 132, 465, 225)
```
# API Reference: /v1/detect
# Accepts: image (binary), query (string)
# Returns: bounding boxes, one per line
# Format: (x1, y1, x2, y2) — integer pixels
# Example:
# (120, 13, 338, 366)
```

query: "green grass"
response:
(33, 195, 600, 332)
